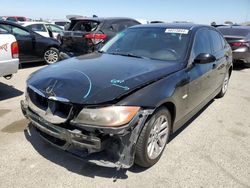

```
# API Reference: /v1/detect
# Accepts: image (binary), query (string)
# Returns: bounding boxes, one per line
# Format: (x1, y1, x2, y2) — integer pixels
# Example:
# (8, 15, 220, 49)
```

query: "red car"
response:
(1, 16, 27, 22)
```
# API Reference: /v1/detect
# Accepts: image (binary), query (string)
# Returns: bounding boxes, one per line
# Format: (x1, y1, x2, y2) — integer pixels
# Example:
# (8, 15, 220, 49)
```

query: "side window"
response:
(219, 34, 226, 49)
(109, 20, 133, 33)
(116, 21, 132, 32)
(47, 24, 62, 33)
(27, 24, 46, 32)
(209, 30, 223, 53)
(12, 26, 30, 37)
(6, 17, 17, 22)
(0, 24, 12, 33)
(127, 20, 139, 27)
(192, 29, 211, 59)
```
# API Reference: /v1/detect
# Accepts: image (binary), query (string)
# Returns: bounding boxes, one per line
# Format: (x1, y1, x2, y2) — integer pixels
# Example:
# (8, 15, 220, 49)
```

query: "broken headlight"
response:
(74, 106, 140, 127)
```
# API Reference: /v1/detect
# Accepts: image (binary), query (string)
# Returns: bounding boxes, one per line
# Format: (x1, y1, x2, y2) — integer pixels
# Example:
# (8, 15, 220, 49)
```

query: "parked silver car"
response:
(218, 26, 250, 68)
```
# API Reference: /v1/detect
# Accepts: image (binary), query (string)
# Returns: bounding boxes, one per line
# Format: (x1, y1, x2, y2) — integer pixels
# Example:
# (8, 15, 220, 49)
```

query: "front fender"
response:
(117, 69, 189, 124)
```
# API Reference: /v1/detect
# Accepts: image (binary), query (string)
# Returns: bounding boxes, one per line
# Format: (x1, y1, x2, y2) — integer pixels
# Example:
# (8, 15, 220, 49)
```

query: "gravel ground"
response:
(0, 63, 249, 188)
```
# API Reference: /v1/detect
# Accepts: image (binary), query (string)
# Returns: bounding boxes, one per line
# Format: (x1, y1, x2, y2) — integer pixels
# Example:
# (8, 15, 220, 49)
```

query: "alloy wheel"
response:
(44, 49, 59, 64)
(147, 115, 169, 159)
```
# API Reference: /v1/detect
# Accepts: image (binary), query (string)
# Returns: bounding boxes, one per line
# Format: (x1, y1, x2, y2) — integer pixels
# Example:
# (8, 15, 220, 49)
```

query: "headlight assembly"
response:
(74, 106, 140, 127)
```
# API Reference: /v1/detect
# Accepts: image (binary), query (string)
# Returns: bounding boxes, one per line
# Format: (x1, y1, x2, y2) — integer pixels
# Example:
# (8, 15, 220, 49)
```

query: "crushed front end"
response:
(21, 86, 153, 169)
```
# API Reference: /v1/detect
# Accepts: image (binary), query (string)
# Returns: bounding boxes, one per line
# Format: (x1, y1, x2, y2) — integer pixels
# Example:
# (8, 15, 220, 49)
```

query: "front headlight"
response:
(74, 106, 140, 127)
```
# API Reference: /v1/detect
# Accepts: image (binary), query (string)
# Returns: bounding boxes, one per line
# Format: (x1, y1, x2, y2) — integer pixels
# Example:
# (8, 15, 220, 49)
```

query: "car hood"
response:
(27, 52, 184, 104)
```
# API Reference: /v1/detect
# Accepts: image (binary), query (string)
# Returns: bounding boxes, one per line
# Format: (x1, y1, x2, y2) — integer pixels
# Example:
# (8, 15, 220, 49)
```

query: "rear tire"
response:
(135, 107, 171, 168)
(217, 71, 230, 98)
(44, 47, 59, 64)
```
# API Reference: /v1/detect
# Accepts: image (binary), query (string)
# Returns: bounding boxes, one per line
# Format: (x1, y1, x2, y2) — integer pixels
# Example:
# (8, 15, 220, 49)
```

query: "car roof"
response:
(218, 25, 250, 30)
(0, 20, 24, 26)
(130, 23, 209, 30)
(0, 20, 39, 33)
(2, 16, 26, 18)
(20, 21, 49, 26)
(70, 17, 138, 22)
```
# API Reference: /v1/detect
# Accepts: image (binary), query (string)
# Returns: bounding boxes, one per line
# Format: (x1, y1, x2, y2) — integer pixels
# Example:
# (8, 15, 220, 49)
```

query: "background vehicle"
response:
(21, 22, 63, 39)
(218, 26, 250, 68)
(50, 19, 70, 29)
(21, 23, 233, 169)
(0, 21, 60, 64)
(60, 17, 140, 56)
(1, 16, 27, 22)
(0, 34, 19, 79)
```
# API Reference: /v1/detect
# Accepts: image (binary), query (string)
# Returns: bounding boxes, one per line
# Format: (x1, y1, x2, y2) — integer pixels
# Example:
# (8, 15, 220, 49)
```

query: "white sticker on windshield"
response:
(165, 28, 189, 34)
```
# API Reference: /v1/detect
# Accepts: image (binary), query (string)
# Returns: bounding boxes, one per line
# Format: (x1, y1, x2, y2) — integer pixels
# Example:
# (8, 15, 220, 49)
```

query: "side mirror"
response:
(194, 53, 216, 64)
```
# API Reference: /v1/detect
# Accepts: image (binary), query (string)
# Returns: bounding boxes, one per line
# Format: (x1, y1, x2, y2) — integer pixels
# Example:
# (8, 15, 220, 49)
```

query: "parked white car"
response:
(20, 22, 63, 39)
(0, 33, 19, 79)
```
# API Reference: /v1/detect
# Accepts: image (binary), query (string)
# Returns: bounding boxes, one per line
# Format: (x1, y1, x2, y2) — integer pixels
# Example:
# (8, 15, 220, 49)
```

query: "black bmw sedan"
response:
(21, 23, 233, 169)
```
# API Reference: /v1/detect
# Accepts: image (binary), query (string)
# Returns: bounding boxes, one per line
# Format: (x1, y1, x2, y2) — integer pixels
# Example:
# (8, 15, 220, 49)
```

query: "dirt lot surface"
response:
(0, 63, 249, 188)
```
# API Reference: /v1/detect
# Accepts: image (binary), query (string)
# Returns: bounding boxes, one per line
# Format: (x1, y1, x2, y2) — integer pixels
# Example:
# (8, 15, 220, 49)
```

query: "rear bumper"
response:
(0, 59, 19, 77)
(21, 100, 152, 169)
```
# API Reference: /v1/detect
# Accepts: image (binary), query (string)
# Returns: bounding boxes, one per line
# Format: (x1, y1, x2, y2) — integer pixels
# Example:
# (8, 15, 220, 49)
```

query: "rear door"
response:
(208, 29, 228, 90)
(11, 25, 36, 62)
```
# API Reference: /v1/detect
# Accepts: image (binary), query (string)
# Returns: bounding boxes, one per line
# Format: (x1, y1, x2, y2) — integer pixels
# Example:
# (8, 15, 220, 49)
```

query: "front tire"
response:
(44, 47, 59, 64)
(135, 107, 171, 168)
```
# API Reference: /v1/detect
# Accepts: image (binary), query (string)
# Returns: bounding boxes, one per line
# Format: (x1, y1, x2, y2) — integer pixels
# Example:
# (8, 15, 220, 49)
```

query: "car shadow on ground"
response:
(233, 62, 250, 71)
(24, 125, 129, 181)
(19, 62, 46, 69)
(24, 99, 215, 180)
(0, 82, 23, 100)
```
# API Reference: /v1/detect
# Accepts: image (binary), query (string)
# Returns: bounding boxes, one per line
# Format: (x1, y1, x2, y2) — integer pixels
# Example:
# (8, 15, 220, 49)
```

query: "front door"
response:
(187, 29, 216, 113)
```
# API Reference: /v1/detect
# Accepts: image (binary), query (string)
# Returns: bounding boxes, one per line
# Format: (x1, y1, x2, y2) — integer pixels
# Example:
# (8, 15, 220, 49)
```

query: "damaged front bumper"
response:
(21, 100, 153, 169)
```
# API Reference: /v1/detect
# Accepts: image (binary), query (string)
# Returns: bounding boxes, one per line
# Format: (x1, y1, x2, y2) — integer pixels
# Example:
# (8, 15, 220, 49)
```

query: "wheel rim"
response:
(44, 49, 58, 64)
(147, 115, 169, 160)
(222, 73, 229, 94)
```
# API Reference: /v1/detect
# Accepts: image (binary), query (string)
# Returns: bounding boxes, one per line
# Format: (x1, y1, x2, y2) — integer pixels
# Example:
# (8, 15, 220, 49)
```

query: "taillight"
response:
(230, 42, 249, 47)
(11, 41, 19, 58)
(85, 33, 107, 44)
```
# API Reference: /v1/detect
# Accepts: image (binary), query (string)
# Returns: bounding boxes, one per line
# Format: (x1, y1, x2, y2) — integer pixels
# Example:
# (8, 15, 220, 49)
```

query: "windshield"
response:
(101, 27, 190, 61)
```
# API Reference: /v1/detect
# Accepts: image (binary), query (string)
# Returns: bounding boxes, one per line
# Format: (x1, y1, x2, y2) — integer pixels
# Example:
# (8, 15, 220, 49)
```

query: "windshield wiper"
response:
(109, 52, 148, 59)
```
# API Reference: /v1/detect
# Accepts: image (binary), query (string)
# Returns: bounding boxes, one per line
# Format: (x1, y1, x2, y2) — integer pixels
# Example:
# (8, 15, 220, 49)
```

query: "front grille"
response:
(27, 86, 72, 119)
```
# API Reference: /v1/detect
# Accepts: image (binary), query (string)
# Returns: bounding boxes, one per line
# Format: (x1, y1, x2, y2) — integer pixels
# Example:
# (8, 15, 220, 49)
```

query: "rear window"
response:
(69, 20, 99, 32)
(6, 17, 17, 22)
(17, 17, 26, 22)
(55, 22, 68, 26)
(218, 27, 250, 37)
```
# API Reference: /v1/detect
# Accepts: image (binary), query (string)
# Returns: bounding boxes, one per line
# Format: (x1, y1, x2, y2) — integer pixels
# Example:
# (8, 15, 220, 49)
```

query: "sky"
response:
(0, 0, 249, 24)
